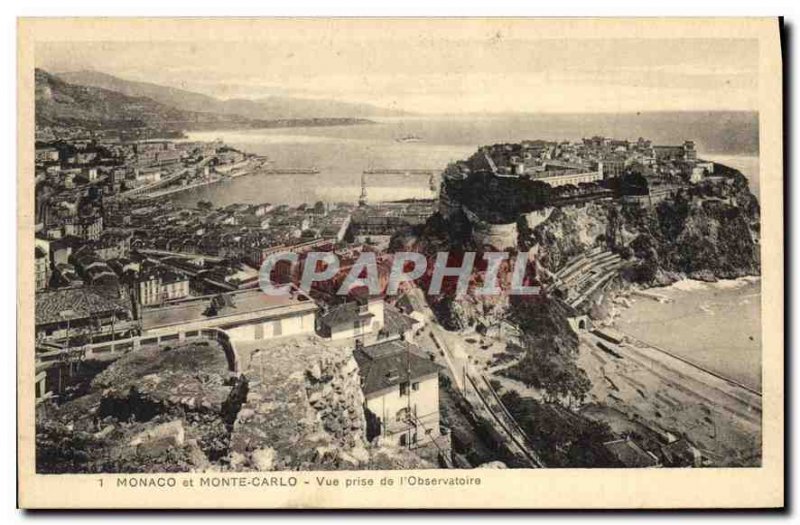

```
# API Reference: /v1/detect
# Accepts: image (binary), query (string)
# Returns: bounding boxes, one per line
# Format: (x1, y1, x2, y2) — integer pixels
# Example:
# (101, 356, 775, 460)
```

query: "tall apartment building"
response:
(136, 265, 191, 306)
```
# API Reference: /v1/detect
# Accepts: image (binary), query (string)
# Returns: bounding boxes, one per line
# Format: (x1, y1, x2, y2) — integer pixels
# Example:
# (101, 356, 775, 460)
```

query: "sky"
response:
(36, 34, 759, 115)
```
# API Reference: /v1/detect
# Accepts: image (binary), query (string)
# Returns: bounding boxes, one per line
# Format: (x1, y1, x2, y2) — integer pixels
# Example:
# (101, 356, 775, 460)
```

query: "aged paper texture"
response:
(18, 17, 783, 509)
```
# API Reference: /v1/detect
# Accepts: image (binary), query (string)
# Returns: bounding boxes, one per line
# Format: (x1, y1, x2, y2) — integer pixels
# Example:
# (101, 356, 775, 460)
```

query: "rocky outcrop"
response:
(229, 339, 371, 470)
(522, 204, 610, 271)
(306, 353, 367, 447)
(228, 336, 433, 471)
(437, 147, 760, 285)
(524, 172, 760, 284)
(36, 342, 243, 473)
(37, 336, 434, 473)
(129, 420, 186, 457)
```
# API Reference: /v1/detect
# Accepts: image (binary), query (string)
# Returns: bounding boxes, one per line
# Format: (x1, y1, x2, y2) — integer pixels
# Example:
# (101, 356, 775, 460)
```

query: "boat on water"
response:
(395, 134, 423, 143)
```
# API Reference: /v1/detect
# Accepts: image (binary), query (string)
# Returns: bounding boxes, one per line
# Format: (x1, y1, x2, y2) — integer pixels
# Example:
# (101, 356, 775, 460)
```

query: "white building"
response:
(537, 168, 604, 187)
(135, 167, 162, 185)
(317, 296, 384, 341)
(690, 161, 715, 183)
(140, 287, 318, 344)
(35, 147, 60, 163)
(354, 339, 441, 448)
(135, 265, 191, 306)
(84, 167, 98, 182)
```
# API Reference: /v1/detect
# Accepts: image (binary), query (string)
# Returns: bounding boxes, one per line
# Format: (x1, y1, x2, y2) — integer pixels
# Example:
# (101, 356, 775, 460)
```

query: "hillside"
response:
(36, 339, 432, 473)
(58, 70, 409, 120)
(36, 68, 252, 131)
(525, 167, 761, 284)
(36, 69, 373, 131)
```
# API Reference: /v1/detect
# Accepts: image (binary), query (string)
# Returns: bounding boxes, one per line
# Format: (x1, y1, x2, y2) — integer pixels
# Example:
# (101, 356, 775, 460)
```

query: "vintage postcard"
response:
(17, 18, 784, 509)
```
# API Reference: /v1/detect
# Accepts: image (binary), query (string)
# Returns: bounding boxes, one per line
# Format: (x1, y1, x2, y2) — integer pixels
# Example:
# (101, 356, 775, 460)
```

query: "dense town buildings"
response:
(135, 263, 191, 306)
(34, 129, 719, 342)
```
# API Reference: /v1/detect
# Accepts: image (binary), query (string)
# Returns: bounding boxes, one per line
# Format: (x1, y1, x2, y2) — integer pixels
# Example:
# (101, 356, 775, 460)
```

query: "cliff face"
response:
(416, 161, 761, 339)
(524, 169, 760, 284)
(521, 204, 611, 270)
(36, 343, 243, 473)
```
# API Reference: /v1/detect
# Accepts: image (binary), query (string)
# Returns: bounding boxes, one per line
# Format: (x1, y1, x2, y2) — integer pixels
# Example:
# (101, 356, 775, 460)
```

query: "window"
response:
(399, 434, 408, 447)
(412, 382, 420, 391)
(399, 381, 409, 396)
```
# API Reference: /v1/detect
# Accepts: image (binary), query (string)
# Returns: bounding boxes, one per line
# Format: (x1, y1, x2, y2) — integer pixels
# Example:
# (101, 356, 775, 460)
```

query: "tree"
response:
(499, 392, 618, 467)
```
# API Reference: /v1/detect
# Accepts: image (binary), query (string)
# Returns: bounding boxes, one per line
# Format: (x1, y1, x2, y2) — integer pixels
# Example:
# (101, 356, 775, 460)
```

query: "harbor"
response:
(132, 162, 321, 201)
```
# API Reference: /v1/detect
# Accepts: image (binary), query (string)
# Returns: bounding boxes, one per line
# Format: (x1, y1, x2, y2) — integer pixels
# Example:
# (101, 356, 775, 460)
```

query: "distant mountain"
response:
(57, 70, 409, 120)
(36, 69, 373, 131)
(36, 68, 252, 130)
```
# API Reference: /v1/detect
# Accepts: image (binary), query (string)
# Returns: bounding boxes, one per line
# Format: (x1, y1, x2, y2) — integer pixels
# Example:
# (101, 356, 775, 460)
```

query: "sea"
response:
(174, 113, 761, 390)
(615, 279, 762, 392)
(175, 112, 759, 207)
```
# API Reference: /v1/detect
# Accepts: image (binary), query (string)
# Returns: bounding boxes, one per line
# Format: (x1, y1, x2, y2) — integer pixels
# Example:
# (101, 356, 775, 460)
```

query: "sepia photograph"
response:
(16, 17, 784, 509)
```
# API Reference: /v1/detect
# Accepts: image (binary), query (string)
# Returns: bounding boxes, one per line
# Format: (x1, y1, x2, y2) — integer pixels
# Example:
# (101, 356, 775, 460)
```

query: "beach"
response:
(577, 328, 762, 466)
(613, 277, 762, 392)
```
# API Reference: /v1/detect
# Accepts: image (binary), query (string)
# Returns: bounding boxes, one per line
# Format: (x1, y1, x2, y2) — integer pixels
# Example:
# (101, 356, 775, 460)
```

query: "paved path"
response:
(403, 287, 543, 467)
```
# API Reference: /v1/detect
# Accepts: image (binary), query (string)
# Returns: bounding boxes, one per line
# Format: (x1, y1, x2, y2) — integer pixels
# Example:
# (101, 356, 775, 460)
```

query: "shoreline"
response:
(614, 330, 761, 398)
(577, 327, 761, 466)
(573, 274, 763, 465)
(601, 275, 762, 390)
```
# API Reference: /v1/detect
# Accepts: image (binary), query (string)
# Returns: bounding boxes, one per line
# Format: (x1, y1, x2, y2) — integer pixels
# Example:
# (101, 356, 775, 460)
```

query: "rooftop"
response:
(382, 303, 418, 336)
(603, 438, 660, 468)
(141, 287, 317, 332)
(353, 339, 440, 396)
(138, 263, 189, 284)
(36, 287, 130, 325)
(318, 301, 373, 328)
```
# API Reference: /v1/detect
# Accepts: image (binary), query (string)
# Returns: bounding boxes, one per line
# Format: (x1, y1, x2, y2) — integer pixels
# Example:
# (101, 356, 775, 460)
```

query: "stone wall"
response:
(462, 206, 518, 251)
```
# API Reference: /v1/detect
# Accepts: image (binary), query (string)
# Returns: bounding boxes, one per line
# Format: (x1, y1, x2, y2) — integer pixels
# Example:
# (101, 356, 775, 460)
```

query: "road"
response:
(404, 287, 543, 467)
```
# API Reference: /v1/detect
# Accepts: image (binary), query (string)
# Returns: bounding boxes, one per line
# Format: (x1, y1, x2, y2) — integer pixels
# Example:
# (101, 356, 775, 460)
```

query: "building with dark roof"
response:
(49, 235, 86, 266)
(317, 296, 384, 341)
(380, 302, 421, 342)
(35, 287, 136, 344)
(354, 338, 442, 448)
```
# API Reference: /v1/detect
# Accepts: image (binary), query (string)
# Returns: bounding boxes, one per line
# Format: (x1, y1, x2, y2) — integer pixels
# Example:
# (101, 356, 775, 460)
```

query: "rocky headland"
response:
(393, 149, 762, 467)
